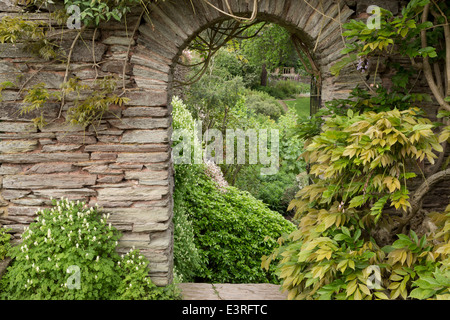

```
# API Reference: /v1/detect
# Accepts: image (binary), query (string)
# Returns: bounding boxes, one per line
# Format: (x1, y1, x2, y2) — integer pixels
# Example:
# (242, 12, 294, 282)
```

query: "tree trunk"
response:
(261, 63, 268, 86)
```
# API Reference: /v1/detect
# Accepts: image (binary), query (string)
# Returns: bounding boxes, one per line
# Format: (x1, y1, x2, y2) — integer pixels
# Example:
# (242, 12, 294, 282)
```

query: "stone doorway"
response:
(0, 0, 362, 286)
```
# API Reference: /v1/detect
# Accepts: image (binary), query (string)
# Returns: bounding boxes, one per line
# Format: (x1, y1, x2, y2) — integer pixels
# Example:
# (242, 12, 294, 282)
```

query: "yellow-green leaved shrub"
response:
(263, 108, 450, 300)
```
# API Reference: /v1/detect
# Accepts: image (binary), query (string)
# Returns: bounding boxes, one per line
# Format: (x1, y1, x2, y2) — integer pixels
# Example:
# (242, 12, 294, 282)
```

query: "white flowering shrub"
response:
(0, 198, 180, 300)
(204, 159, 229, 192)
(115, 248, 180, 300)
(172, 95, 195, 132)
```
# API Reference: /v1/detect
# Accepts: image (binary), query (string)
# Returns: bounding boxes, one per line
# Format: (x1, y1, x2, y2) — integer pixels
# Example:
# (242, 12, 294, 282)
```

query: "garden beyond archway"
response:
(133, 0, 358, 285)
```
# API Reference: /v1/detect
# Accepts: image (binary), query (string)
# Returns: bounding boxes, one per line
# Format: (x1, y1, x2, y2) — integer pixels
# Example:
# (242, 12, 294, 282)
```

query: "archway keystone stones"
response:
(0, 0, 363, 286)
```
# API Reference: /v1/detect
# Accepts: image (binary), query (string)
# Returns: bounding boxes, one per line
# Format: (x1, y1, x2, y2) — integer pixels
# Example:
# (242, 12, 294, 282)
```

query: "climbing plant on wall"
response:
(0, 0, 155, 129)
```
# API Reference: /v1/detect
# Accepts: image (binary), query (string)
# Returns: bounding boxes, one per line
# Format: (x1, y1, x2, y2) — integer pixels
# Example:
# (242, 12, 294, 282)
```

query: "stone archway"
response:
(131, 0, 357, 285)
(0, 0, 361, 287)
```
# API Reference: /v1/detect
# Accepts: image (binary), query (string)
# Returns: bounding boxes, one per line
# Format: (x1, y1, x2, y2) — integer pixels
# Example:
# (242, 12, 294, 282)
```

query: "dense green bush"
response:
(244, 89, 285, 120)
(0, 226, 11, 261)
(171, 96, 205, 282)
(173, 179, 203, 282)
(253, 169, 299, 215)
(232, 108, 307, 216)
(258, 80, 309, 100)
(234, 165, 299, 216)
(185, 72, 245, 131)
(174, 164, 296, 283)
(0, 199, 180, 300)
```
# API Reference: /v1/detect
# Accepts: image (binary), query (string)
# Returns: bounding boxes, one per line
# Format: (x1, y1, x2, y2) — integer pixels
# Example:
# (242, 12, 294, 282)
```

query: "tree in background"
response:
(234, 22, 303, 86)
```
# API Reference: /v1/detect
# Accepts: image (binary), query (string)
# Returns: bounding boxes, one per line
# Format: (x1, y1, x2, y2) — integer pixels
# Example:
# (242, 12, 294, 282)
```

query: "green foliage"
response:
(263, 106, 449, 299)
(239, 167, 299, 215)
(212, 47, 261, 89)
(171, 96, 205, 282)
(265, 0, 450, 300)
(239, 23, 299, 72)
(0, 227, 11, 261)
(334, 0, 446, 76)
(172, 95, 195, 132)
(0, 16, 44, 44)
(295, 85, 433, 142)
(0, 198, 180, 300)
(229, 107, 306, 215)
(172, 190, 203, 283)
(174, 164, 296, 284)
(20, 76, 128, 129)
(243, 89, 285, 120)
(185, 70, 245, 131)
(305, 107, 441, 218)
(26, 0, 142, 27)
(21, 82, 56, 129)
(0, 15, 59, 60)
(115, 248, 181, 300)
(257, 80, 307, 100)
(171, 95, 296, 282)
(63, 76, 128, 128)
(278, 113, 306, 176)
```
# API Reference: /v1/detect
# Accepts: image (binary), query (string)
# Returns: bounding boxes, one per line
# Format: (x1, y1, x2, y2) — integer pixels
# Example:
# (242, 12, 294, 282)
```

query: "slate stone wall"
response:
(0, 0, 446, 286)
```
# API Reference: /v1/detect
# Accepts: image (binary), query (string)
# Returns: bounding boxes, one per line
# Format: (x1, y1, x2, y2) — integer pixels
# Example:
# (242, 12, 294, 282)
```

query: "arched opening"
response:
(131, 0, 355, 285)
(170, 18, 314, 284)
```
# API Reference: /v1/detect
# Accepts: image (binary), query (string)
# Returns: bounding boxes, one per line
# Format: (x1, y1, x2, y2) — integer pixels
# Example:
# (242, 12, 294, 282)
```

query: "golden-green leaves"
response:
(0, 16, 45, 44)
(299, 108, 441, 219)
(66, 76, 129, 128)
(268, 105, 450, 300)
(20, 76, 127, 130)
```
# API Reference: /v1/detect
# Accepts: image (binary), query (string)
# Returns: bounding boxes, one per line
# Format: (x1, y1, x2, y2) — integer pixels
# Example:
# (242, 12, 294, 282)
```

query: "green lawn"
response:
(283, 97, 310, 118)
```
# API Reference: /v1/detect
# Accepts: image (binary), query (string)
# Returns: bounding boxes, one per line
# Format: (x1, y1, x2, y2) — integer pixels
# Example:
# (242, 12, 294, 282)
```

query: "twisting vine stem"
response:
(201, 0, 258, 24)
(122, 8, 146, 92)
(173, 19, 265, 87)
(59, 27, 84, 118)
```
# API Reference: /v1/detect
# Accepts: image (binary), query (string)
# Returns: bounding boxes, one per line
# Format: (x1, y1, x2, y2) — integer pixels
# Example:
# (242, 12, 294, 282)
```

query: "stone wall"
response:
(0, 0, 446, 286)
(0, 3, 174, 285)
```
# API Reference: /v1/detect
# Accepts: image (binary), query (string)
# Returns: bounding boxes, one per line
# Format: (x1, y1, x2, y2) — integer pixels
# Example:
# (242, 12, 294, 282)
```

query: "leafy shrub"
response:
(171, 96, 203, 282)
(173, 201, 203, 283)
(0, 226, 11, 261)
(171, 93, 296, 283)
(172, 95, 195, 132)
(213, 48, 245, 80)
(115, 249, 180, 300)
(244, 90, 285, 120)
(185, 72, 245, 130)
(231, 108, 306, 216)
(58, 0, 142, 27)
(263, 108, 450, 300)
(259, 80, 308, 100)
(172, 168, 203, 282)
(234, 166, 300, 216)
(254, 169, 299, 215)
(174, 164, 296, 284)
(0, 199, 180, 300)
